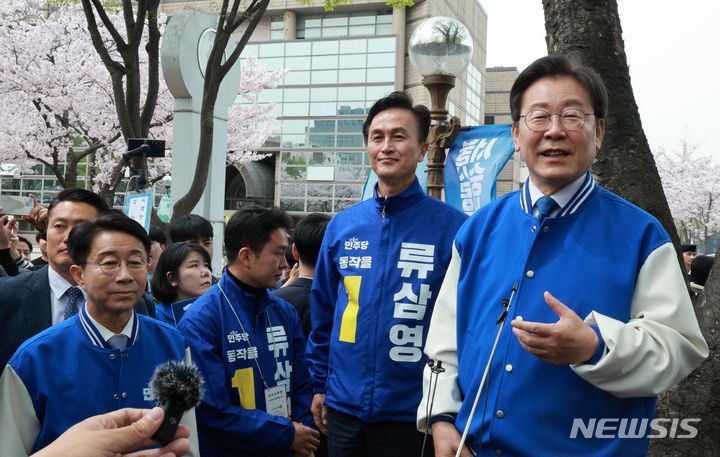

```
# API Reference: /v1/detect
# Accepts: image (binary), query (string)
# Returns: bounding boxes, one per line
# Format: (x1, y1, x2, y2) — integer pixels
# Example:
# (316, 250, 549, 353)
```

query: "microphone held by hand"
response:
(148, 361, 204, 445)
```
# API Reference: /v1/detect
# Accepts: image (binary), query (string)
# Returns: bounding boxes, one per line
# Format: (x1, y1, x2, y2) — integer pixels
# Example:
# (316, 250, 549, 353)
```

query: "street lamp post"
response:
(408, 17, 473, 199)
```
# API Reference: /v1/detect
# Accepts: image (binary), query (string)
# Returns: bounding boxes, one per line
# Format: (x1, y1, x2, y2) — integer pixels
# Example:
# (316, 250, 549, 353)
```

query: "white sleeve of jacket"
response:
(180, 347, 200, 457)
(572, 242, 709, 397)
(417, 244, 464, 431)
(0, 365, 39, 457)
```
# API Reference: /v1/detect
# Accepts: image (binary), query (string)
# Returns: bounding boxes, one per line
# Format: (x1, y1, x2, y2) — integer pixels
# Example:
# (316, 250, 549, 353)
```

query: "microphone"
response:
(149, 361, 204, 445)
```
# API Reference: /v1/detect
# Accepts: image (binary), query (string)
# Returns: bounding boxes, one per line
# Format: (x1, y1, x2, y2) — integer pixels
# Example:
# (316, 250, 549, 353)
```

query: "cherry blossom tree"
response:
(0, 1, 282, 202)
(656, 140, 720, 253)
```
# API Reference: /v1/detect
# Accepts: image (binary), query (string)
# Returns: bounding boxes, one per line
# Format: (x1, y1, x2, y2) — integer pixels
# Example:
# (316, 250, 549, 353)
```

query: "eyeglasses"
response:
(85, 259, 147, 275)
(520, 108, 596, 132)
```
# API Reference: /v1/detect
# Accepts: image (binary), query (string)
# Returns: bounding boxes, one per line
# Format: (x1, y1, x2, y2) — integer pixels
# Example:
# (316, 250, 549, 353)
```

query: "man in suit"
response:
(273, 213, 331, 338)
(0, 188, 152, 369)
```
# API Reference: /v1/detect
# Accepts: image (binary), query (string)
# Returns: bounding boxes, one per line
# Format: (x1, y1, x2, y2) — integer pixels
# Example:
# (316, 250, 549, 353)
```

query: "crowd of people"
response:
(0, 55, 712, 457)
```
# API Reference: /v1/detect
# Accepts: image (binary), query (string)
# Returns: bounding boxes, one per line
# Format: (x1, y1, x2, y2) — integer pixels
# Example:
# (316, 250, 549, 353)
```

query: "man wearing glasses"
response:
(0, 212, 198, 456)
(418, 55, 708, 456)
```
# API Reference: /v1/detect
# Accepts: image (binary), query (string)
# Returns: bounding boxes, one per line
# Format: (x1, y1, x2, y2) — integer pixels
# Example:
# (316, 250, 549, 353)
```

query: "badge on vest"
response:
(264, 384, 288, 418)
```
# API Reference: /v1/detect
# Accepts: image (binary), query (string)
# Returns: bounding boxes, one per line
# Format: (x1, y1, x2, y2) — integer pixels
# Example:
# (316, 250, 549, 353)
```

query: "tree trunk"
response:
(542, 0, 719, 453)
(542, 0, 680, 252)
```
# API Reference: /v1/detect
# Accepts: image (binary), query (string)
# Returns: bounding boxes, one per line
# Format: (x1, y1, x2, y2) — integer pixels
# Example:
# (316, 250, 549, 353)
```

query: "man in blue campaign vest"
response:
(306, 91, 468, 457)
(0, 212, 198, 456)
(418, 55, 709, 457)
(178, 208, 319, 457)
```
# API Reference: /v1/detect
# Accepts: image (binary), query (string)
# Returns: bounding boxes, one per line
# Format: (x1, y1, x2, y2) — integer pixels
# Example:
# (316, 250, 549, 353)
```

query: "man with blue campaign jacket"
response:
(306, 91, 468, 457)
(418, 55, 708, 457)
(0, 212, 198, 456)
(178, 208, 319, 457)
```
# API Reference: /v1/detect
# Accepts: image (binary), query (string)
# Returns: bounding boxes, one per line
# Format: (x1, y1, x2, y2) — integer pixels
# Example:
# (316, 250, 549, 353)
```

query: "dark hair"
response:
(47, 187, 109, 219)
(285, 243, 296, 268)
(690, 255, 715, 287)
(68, 212, 152, 266)
(17, 236, 32, 252)
(293, 213, 331, 266)
(362, 91, 431, 144)
(151, 242, 212, 304)
(35, 231, 46, 242)
(149, 225, 167, 245)
(510, 55, 609, 123)
(224, 207, 293, 263)
(169, 214, 213, 243)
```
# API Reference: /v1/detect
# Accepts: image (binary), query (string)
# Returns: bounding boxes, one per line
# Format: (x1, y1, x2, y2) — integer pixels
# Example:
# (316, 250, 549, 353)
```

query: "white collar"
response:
(85, 308, 135, 343)
(48, 265, 82, 300)
(527, 173, 588, 214)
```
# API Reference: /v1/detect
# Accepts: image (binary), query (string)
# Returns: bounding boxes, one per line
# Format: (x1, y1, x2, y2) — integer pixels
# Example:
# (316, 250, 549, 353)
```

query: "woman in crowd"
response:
(152, 242, 212, 325)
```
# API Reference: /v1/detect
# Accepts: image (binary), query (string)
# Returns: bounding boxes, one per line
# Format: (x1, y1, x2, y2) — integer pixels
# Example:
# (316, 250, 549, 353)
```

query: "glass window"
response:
(281, 151, 307, 165)
(336, 135, 363, 148)
(43, 179, 62, 191)
(280, 198, 305, 212)
(335, 166, 366, 181)
(311, 70, 338, 84)
(270, 16, 284, 29)
(309, 120, 336, 133)
(257, 88, 283, 103)
(22, 179, 42, 190)
(366, 85, 394, 100)
(339, 54, 366, 69)
(1, 178, 20, 189)
(323, 16, 348, 27)
(340, 39, 367, 54)
(259, 43, 285, 57)
(311, 87, 337, 102)
(348, 25, 375, 36)
(307, 184, 334, 197)
(335, 184, 363, 198)
(284, 71, 310, 85)
(310, 152, 334, 165)
(283, 102, 309, 117)
(270, 30, 283, 40)
(349, 14, 375, 25)
(310, 102, 337, 116)
(338, 86, 365, 101)
(241, 44, 259, 57)
(335, 199, 358, 212)
(281, 134, 307, 147)
(337, 152, 365, 165)
(280, 183, 306, 198)
(337, 119, 363, 133)
(303, 17, 322, 28)
(376, 24, 393, 35)
(307, 199, 333, 212)
(285, 41, 312, 56)
(284, 88, 310, 102)
(366, 67, 395, 83)
(312, 55, 338, 70)
(308, 135, 335, 147)
(367, 53, 394, 68)
(322, 27, 347, 38)
(285, 56, 311, 70)
(281, 165, 307, 180)
(367, 37, 395, 53)
(337, 104, 366, 115)
(312, 40, 339, 55)
(282, 119, 310, 134)
(339, 69, 365, 84)
(302, 28, 322, 39)
(376, 14, 393, 24)
(259, 57, 284, 69)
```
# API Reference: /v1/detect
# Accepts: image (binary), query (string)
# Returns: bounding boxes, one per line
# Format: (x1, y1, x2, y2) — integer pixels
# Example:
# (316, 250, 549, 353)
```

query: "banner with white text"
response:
(444, 124, 515, 216)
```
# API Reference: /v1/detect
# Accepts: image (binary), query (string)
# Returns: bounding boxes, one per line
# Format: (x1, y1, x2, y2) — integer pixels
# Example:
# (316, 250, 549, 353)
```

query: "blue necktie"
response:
(536, 196, 559, 219)
(107, 334, 130, 351)
(63, 287, 82, 320)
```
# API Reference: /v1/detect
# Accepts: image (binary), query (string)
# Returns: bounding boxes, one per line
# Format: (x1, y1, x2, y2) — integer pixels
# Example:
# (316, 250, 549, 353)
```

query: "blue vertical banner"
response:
(444, 124, 515, 216)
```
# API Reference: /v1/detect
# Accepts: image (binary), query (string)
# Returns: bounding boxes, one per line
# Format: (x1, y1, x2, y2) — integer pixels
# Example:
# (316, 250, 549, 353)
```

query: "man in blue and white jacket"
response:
(418, 55, 708, 457)
(306, 91, 468, 457)
(0, 212, 198, 456)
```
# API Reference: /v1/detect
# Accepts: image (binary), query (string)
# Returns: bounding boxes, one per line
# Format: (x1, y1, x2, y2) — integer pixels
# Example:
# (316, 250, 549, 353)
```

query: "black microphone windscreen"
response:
(149, 361, 204, 412)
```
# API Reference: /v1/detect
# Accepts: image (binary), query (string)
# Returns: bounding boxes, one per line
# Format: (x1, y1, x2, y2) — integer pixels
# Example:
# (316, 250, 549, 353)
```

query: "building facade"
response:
(162, 0, 503, 215)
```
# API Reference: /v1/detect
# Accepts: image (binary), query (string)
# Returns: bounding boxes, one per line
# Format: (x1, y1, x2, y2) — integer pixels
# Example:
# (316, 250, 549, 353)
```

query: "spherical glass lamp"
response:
(408, 17, 473, 77)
